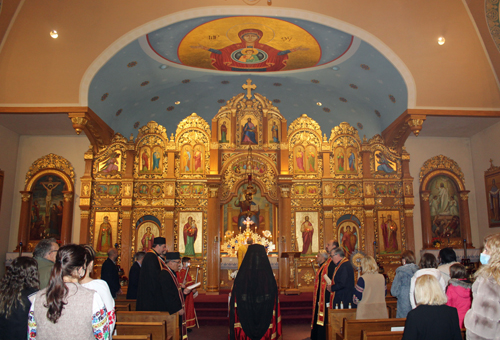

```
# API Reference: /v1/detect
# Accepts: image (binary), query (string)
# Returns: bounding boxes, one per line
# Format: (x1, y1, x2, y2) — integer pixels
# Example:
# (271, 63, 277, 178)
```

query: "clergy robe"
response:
(126, 261, 141, 299)
(161, 266, 187, 339)
(136, 250, 166, 311)
(311, 258, 335, 340)
(177, 268, 196, 328)
(329, 257, 355, 308)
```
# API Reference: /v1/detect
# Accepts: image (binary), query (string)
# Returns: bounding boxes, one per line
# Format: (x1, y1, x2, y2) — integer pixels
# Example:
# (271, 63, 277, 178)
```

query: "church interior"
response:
(1, 0, 500, 297)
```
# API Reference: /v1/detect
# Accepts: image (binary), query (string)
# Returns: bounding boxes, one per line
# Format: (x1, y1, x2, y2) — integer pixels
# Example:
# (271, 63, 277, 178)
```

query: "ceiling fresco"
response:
(89, 15, 408, 139)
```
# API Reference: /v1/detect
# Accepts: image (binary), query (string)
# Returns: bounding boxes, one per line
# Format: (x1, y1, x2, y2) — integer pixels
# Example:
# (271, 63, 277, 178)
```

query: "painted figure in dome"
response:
(271, 121, 279, 143)
(301, 216, 314, 255)
(97, 216, 113, 254)
(242, 118, 257, 145)
(183, 217, 198, 256)
(220, 121, 228, 143)
(141, 226, 154, 252)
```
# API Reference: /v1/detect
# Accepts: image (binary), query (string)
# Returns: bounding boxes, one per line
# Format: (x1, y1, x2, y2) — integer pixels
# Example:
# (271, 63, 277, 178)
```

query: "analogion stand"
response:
(281, 251, 301, 295)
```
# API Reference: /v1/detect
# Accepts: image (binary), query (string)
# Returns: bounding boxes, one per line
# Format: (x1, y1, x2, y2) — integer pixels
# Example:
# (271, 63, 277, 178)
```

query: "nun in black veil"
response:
(229, 244, 282, 340)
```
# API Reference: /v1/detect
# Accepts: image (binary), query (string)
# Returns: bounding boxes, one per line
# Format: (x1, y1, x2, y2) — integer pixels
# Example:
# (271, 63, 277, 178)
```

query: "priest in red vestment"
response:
(176, 257, 198, 330)
(229, 244, 282, 340)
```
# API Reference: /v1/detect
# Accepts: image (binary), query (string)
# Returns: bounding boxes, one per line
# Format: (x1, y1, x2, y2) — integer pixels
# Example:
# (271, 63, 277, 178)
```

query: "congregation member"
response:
(100, 247, 121, 298)
(445, 263, 471, 328)
(136, 237, 168, 311)
(438, 247, 459, 282)
(127, 251, 145, 300)
(32, 238, 59, 289)
(327, 247, 354, 309)
(402, 275, 462, 340)
(176, 256, 198, 332)
(0, 257, 39, 340)
(28, 244, 110, 340)
(391, 250, 419, 318)
(409, 253, 446, 309)
(229, 244, 281, 340)
(80, 245, 116, 334)
(465, 232, 500, 340)
(311, 250, 333, 340)
(353, 255, 388, 319)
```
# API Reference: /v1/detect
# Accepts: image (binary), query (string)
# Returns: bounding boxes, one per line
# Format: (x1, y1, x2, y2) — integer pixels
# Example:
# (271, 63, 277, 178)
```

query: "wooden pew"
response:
(115, 321, 165, 340)
(336, 318, 406, 340)
(362, 330, 404, 340)
(328, 309, 357, 340)
(386, 301, 397, 318)
(114, 298, 137, 311)
(117, 311, 178, 340)
(113, 336, 151, 340)
(115, 303, 131, 311)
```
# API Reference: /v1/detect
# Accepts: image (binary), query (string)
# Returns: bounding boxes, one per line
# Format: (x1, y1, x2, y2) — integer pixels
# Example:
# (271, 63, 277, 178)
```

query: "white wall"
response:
(8, 135, 89, 250)
(470, 120, 500, 246)
(405, 136, 480, 256)
(0, 125, 20, 277)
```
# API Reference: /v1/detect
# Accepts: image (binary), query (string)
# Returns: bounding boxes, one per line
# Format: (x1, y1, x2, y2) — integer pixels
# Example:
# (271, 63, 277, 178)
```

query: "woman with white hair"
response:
(402, 275, 461, 340)
(353, 255, 388, 319)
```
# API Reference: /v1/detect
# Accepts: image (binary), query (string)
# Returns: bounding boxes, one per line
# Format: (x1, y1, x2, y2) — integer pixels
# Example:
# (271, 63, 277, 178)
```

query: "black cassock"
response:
(136, 250, 164, 311)
(126, 261, 141, 299)
(159, 266, 183, 314)
(101, 258, 120, 298)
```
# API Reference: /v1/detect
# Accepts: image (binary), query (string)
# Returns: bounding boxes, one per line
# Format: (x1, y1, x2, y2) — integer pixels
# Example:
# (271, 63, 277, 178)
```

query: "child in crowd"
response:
(446, 263, 472, 328)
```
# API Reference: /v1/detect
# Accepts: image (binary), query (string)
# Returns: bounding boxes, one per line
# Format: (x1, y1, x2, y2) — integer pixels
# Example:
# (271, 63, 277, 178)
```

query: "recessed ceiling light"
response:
(175, 101, 180, 105)
(317, 102, 322, 106)
(159, 64, 168, 69)
(50, 30, 58, 39)
(332, 66, 340, 71)
(438, 37, 445, 45)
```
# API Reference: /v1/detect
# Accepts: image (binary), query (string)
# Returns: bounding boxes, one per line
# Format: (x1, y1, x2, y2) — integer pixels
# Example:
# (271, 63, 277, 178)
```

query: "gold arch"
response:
(420, 169, 465, 192)
(26, 169, 74, 192)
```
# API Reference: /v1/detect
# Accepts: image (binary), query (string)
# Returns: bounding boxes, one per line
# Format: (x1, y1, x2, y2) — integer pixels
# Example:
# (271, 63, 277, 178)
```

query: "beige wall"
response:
(0, 125, 20, 277)
(8, 135, 89, 251)
(405, 135, 480, 257)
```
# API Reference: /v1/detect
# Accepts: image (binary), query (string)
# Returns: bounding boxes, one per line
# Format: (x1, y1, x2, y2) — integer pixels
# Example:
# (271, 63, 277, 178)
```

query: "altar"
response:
(220, 254, 279, 270)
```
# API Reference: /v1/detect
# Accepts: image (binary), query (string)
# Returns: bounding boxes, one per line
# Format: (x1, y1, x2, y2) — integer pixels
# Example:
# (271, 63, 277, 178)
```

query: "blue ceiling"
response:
(89, 15, 407, 139)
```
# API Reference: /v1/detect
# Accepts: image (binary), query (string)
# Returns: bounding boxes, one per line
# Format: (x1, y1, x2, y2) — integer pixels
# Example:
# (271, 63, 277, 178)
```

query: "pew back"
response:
(114, 298, 137, 311)
(115, 321, 165, 340)
(362, 330, 404, 340)
(328, 309, 357, 340)
(113, 336, 151, 340)
(115, 303, 131, 312)
(117, 311, 178, 340)
(338, 318, 406, 340)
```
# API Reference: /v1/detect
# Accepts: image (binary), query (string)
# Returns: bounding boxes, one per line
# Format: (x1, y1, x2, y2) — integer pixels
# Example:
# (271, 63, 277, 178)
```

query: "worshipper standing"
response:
(326, 247, 354, 309)
(136, 237, 168, 311)
(438, 247, 459, 283)
(353, 255, 388, 319)
(28, 244, 110, 340)
(80, 245, 116, 334)
(409, 253, 446, 309)
(445, 263, 471, 328)
(229, 244, 281, 340)
(0, 257, 39, 340)
(32, 238, 59, 289)
(465, 232, 500, 340)
(127, 251, 145, 300)
(391, 250, 419, 318)
(101, 247, 121, 298)
(161, 252, 193, 340)
(311, 250, 333, 340)
(176, 256, 198, 332)
(402, 275, 461, 340)
(237, 238, 253, 269)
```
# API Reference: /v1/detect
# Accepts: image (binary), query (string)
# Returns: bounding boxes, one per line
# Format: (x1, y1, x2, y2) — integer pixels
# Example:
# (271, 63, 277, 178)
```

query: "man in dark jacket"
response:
(326, 247, 354, 308)
(101, 247, 121, 298)
(126, 251, 145, 299)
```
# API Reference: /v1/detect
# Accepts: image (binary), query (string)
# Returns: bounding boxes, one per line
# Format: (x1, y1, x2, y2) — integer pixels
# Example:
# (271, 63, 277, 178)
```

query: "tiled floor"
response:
(188, 323, 311, 340)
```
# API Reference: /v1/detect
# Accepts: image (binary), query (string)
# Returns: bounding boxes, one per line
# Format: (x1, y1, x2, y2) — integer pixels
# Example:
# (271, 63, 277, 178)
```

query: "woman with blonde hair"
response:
(464, 233, 500, 340)
(353, 255, 388, 319)
(402, 275, 461, 340)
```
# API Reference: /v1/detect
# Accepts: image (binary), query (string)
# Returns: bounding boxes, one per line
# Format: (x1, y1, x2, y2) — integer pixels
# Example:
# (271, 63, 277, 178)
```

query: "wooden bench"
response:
(362, 330, 404, 340)
(386, 300, 397, 318)
(117, 311, 178, 340)
(336, 318, 406, 340)
(113, 335, 151, 340)
(115, 321, 165, 340)
(328, 309, 357, 340)
(114, 298, 137, 311)
(115, 303, 131, 311)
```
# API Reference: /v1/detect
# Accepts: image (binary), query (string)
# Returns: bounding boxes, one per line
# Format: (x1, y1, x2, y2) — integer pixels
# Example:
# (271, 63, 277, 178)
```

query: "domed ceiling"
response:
(89, 15, 408, 138)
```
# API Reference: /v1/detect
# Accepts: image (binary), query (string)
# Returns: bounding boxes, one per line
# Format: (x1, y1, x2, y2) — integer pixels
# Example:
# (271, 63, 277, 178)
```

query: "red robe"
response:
(176, 268, 196, 329)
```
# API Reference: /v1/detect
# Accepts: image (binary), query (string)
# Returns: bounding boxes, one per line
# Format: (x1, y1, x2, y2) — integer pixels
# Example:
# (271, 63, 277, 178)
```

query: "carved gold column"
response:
(121, 209, 132, 276)
(401, 149, 415, 252)
(79, 147, 94, 244)
(206, 179, 221, 294)
(17, 191, 32, 250)
(364, 209, 375, 257)
(164, 210, 175, 251)
(324, 210, 334, 245)
(420, 191, 432, 249)
(60, 191, 74, 245)
(459, 191, 473, 248)
(278, 179, 292, 291)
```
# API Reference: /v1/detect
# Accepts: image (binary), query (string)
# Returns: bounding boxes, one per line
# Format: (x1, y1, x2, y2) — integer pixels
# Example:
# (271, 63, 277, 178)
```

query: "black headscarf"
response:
(229, 244, 278, 340)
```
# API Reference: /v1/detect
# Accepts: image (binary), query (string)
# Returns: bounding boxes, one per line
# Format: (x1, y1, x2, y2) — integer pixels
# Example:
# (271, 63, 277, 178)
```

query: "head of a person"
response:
(135, 251, 146, 264)
(82, 245, 96, 276)
(152, 237, 167, 255)
(401, 250, 416, 266)
(33, 238, 59, 263)
(165, 252, 182, 272)
(46, 244, 88, 323)
(107, 248, 118, 261)
(325, 240, 339, 253)
(449, 263, 467, 279)
(477, 233, 500, 284)
(419, 253, 438, 269)
(414, 275, 447, 306)
(247, 238, 254, 245)
(438, 247, 457, 265)
(330, 247, 345, 264)
(360, 256, 379, 275)
(182, 256, 191, 268)
(0, 257, 39, 318)
(316, 250, 329, 265)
